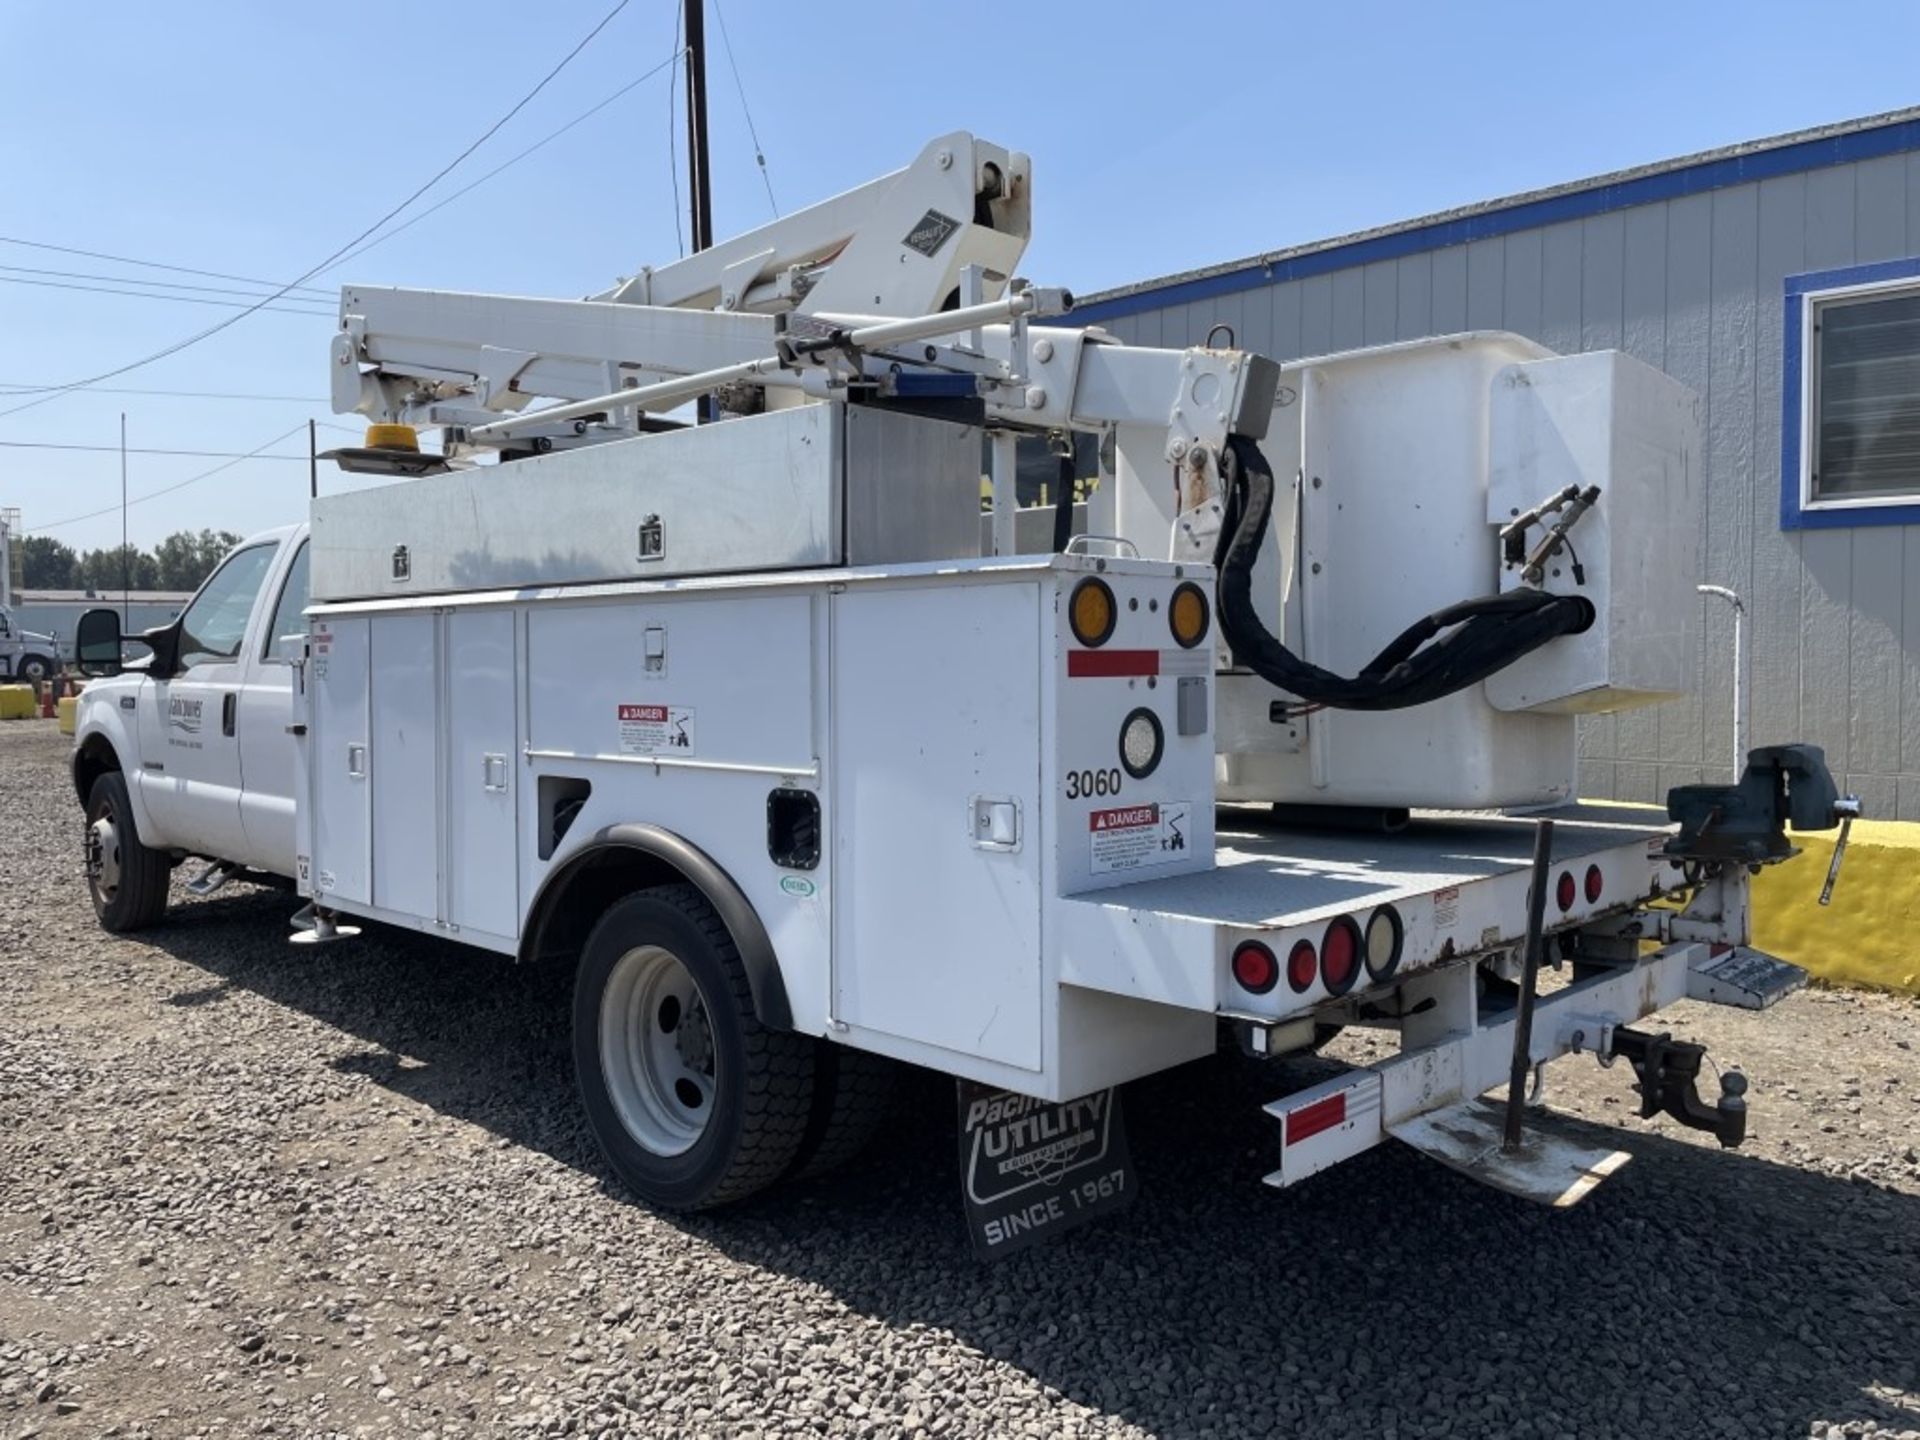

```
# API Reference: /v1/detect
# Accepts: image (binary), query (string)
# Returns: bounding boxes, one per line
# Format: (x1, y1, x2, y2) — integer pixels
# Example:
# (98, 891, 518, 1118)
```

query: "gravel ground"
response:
(2, 716, 1916, 1440)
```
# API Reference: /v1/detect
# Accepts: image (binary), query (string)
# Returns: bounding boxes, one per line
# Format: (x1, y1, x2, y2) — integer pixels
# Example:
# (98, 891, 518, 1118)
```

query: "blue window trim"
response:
(1781, 256, 1920, 531)
(1069, 116, 1920, 327)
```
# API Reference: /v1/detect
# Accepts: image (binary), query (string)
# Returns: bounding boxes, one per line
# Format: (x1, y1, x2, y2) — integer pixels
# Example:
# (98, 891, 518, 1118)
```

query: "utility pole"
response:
(120, 412, 129, 626)
(683, 0, 713, 254)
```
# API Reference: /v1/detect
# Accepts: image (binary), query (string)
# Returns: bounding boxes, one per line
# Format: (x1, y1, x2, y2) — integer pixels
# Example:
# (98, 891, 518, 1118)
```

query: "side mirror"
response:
(75, 608, 124, 677)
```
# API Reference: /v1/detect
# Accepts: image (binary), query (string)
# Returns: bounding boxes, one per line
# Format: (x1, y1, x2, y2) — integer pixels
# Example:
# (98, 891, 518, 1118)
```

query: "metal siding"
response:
(1394, 253, 1432, 342)
(1750, 175, 1807, 753)
(1699, 187, 1759, 779)
(1465, 238, 1504, 330)
(1330, 268, 1365, 352)
(1362, 260, 1398, 347)
(1430, 246, 1467, 333)
(1502, 230, 1544, 342)
(1108, 151, 1920, 809)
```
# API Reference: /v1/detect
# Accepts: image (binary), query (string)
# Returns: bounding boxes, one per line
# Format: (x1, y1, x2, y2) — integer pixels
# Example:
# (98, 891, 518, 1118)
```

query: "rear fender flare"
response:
(518, 823, 793, 1031)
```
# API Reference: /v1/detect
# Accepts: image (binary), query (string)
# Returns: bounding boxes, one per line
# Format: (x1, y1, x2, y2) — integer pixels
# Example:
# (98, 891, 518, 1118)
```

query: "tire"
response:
(17, 654, 52, 684)
(85, 771, 170, 932)
(789, 1043, 897, 1181)
(573, 883, 812, 1210)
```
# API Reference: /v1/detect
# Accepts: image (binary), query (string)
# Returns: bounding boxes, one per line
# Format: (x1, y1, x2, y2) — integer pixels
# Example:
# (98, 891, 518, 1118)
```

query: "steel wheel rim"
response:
(88, 814, 121, 899)
(598, 944, 715, 1157)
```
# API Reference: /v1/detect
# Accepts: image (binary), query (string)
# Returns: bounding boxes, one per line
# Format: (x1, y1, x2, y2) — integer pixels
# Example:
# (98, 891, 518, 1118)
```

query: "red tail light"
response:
(1321, 917, 1362, 995)
(1231, 941, 1279, 995)
(1584, 864, 1603, 904)
(1286, 940, 1317, 993)
(1555, 871, 1576, 913)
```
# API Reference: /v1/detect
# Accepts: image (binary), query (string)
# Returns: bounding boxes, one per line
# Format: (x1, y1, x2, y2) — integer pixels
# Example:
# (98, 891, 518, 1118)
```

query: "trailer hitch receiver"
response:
(1608, 1026, 1747, 1148)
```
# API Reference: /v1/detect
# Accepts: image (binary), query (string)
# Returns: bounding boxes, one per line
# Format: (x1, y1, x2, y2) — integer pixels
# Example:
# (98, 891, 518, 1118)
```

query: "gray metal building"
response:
(1071, 108, 1920, 820)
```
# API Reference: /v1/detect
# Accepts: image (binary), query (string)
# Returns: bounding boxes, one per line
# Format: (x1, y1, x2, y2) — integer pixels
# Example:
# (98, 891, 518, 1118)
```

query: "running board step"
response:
(1686, 946, 1806, 1010)
(1388, 1097, 1632, 1208)
(185, 861, 238, 897)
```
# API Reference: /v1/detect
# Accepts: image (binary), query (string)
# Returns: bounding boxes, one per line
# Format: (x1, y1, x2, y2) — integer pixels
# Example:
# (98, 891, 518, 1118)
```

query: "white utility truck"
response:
(73, 134, 1856, 1235)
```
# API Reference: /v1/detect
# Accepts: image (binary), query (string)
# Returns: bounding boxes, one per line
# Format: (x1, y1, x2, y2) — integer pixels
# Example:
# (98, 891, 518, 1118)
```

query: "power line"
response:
(0, 385, 326, 402)
(0, 439, 308, 460)
(0, 261, 329, 303)
(0, 273, 334, 318)
(711, 0, 777, 218)
(25, 423, 312, 533)
(323, 54, 682, 275)
(0, 235, 334, 299)
(0, 0, 633, 418)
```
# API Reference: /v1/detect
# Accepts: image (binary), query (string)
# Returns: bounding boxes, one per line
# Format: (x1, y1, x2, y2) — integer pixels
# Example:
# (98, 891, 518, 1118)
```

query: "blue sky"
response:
(4, 0, 1919, 552)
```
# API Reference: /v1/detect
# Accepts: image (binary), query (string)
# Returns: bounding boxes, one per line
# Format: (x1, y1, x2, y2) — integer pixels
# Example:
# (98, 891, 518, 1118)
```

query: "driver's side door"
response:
(135, 541, 279, 860)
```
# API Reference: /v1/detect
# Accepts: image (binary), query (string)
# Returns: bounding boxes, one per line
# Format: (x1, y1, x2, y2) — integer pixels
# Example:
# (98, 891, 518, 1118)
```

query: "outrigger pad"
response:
(1389, 1098, 1632, 1208)
(1665, 743, 1841, 863)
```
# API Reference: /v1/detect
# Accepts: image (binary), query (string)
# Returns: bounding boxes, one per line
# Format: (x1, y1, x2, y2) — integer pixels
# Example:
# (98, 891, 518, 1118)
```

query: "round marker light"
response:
(1231, 941, 1279, 995)
(1364, 905, 1404, 980)
(1584, 864, 1604, 904)
(1321, 916, 1362, 995)
(1069, 577, 1117, 648)
(1286, 939, 1318, 993)
(1118, 707, 1164, 779)
(1168, 581, 1211, 649)
(1556, 871, 1577, 913)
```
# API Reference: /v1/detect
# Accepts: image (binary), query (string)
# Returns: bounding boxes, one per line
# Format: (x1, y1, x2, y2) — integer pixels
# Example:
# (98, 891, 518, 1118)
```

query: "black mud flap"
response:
(956, 1082, 1136, 1260)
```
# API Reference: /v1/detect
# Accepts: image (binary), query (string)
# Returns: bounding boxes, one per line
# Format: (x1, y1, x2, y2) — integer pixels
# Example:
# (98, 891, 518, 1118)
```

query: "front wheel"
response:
(573, 884, 813, 1210)
(16, 654, 52, 684)
(85, 771, 170, 932)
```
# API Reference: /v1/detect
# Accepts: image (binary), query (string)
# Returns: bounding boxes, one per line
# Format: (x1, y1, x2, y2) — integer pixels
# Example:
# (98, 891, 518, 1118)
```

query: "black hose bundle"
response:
(1212, 435, 1594, 712)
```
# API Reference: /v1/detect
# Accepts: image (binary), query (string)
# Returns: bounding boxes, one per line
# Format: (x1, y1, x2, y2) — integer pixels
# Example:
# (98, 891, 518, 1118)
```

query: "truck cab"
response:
(71, 524, 311, 922)
(0, 604, 60, 683)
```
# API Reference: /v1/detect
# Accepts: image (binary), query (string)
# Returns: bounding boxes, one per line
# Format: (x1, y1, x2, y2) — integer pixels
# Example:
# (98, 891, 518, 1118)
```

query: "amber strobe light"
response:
(1069, 577, 1117, 647)
(1231, 941, 1279, 994)
(1169, 581, 1211, 648)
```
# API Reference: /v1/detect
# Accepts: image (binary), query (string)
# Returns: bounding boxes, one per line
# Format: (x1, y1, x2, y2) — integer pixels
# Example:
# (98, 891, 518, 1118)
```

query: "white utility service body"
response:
(71, 129, 1848, 1221)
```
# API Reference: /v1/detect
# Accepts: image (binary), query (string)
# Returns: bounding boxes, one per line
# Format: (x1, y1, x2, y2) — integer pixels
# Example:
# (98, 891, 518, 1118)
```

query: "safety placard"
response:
(617, 702, 696, 755)
(1088, 802, 1190, 874)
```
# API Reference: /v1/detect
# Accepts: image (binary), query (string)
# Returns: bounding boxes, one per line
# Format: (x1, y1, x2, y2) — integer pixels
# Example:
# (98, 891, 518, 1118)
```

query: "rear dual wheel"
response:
(573, 883, 896, 1210)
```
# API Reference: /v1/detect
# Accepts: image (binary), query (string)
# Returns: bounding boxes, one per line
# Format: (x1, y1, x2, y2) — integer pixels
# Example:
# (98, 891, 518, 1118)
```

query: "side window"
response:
(0, 611, 10, 636)
(263, 541, 311, 664)
(176, 543, 277, 670)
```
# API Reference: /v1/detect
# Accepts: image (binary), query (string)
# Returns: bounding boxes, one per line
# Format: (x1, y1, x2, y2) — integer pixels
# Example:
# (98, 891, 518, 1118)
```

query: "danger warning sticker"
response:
(618, 703, 696, 755)
(1088, 802, 1190, 875)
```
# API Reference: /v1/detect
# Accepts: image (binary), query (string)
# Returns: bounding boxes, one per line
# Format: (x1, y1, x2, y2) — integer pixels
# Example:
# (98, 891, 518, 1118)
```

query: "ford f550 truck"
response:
(70, 133, 1855, 1241)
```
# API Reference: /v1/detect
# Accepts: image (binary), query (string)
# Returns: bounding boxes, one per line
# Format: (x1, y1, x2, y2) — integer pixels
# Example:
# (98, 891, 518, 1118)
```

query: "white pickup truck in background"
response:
(0, 604, 60, 684)
(69, 525, 310, 926)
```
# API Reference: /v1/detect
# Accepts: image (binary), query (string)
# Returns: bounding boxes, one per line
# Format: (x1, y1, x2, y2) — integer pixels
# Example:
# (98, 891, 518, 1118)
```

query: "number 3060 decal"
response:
(1065, 768, 1123, 799)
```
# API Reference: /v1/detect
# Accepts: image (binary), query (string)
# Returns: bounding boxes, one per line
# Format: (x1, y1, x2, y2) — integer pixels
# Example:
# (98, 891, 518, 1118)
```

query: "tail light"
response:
(1231, 941, 1278, 995)
(1321, 917, 1362, 995)
(1286, 940, 1317, 993)
(1364, 905, 1403, 980)
(1555, 871, 1576, 913)
(1584, 864, 1603, 904)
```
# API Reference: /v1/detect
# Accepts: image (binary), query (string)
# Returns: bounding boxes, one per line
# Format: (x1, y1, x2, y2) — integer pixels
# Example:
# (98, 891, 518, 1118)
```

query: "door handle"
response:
(222, 692, 237, 737)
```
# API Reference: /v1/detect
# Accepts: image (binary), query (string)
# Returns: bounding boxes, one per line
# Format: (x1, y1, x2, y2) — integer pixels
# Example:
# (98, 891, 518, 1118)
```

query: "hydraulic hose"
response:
(1211, 435, 1594, 712)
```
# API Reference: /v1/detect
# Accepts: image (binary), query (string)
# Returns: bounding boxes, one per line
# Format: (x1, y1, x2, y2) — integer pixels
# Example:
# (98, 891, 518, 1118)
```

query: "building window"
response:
(1783, 258, 1920, 529)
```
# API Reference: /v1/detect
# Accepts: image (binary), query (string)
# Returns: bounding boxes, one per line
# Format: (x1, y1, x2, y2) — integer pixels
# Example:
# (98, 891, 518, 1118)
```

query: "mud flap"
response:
(956, 1082, 1136, 1260)
(1389, 1096, 1632, 1207)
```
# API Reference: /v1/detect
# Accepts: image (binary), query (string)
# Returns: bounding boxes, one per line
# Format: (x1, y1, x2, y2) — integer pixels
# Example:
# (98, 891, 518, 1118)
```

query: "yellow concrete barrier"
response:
(0, 685, 35, 720)
(1751, 819, 1920, 995)
(57, 693, 77, 735)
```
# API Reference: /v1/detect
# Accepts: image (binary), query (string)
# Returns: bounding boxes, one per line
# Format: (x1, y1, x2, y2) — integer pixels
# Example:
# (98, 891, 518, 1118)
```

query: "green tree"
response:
(76, 545, 160, 593)
(19, 535, 77, 589)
